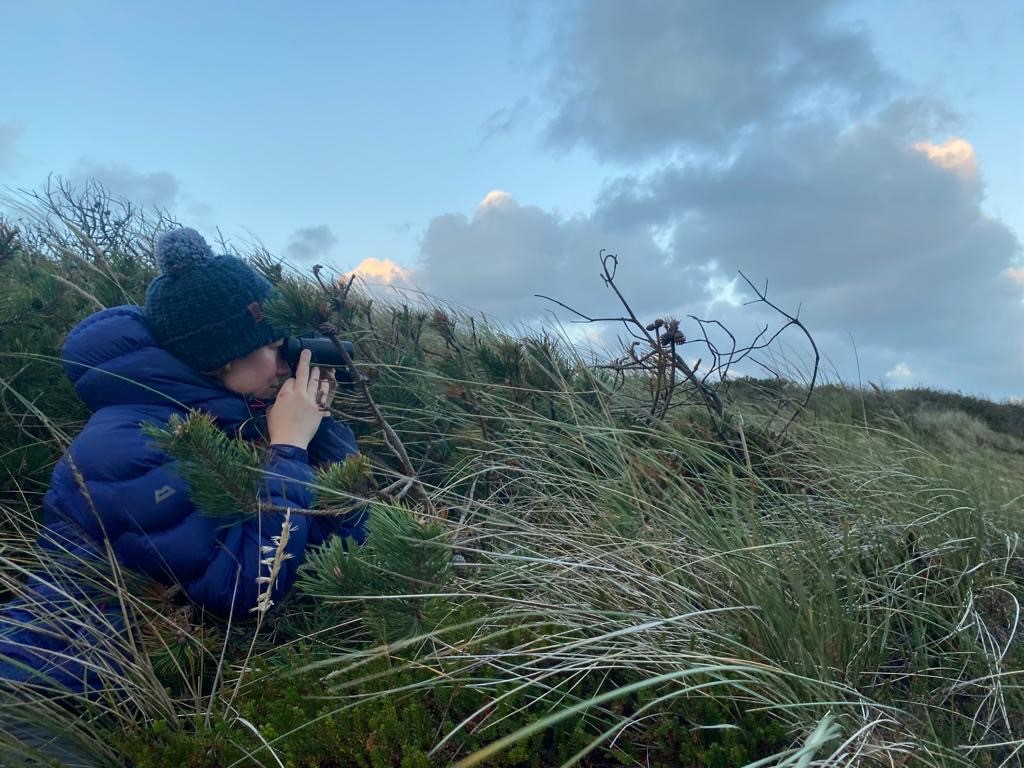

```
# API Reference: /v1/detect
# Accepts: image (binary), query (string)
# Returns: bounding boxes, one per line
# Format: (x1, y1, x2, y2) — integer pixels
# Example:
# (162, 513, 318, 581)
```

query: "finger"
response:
(320, 368, 337, 398)
(317, 380, 331, 412)
(295, 348, 312, 384)
(307, 366, 322, 397)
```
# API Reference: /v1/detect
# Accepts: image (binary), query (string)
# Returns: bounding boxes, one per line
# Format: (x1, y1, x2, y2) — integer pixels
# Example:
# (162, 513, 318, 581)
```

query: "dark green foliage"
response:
(0, 225, 90, 508)
(260, 266, 331, 335)
(312, 453, 374, 509)
(763, 379, 1024, 442)
(114, 650, 789, 768)
(5, 184, 1024, 766)
(0, 190, 165, 516)
(627, 694, 788, 768)
(136, 580, 226, 696)
(299, 503, 453, 642)
(142, 412, 263, 521)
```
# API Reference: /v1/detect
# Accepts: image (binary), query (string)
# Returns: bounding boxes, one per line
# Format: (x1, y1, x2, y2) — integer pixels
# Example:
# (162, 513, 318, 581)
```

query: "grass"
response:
(0, 203, 1021, 767)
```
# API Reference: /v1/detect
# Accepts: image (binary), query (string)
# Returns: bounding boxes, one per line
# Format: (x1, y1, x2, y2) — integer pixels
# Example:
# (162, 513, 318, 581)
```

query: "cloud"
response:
(352, 257, 415, 288)
(0, 122, 22, 170)
(70, 160, 181, 209)
(540, 0, 892, 161)
(444, 2, 1024, 397)
(418, 189, 678, 319)
(591, 109, 1024, 394)
(886, 362, 913, 380)
(480, 97, 532, 143)
(1005, 267, 1024, 286)
(478, 189, 514, 210)
(913, 137, 977, 179)
(284, 224, 337, 262)
(418, 191, 825, 387)
(422, 99, 1024, 394)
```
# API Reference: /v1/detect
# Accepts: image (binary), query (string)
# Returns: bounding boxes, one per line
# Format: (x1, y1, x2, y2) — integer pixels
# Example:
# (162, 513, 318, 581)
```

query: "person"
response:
(0, 228, 367, 756)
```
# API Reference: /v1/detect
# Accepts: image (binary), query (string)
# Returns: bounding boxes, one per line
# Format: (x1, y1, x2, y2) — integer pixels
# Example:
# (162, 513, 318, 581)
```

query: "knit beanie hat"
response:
(144, 228, 285, 373)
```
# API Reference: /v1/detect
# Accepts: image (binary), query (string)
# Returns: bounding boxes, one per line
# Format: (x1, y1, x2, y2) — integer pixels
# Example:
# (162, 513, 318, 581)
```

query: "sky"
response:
(2, 0, 1023, 400)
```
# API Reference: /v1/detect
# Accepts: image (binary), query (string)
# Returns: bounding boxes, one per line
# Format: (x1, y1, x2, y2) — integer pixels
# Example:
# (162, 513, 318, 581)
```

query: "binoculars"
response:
(279, 336, 355, 382)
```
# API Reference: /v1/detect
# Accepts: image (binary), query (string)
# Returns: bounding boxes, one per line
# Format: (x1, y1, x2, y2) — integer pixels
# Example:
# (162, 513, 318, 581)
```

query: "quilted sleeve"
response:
(110, 444, 320, 618)
(306, 415, 359, 467)
(184, 444, 316, 617)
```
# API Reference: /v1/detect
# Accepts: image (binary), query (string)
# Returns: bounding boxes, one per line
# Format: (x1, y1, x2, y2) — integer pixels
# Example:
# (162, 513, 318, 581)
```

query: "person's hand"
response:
(266, 349, 331, 450)
(317, 367, 338, 409)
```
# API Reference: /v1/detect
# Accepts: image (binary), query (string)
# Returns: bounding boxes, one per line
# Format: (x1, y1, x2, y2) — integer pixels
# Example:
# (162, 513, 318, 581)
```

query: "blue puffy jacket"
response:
(0, 305, 367, 693)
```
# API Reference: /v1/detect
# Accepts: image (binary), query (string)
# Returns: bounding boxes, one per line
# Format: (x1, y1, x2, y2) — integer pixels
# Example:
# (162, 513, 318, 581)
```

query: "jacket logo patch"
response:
(154, 485, 176, 504)
(247, 301, 264, 323)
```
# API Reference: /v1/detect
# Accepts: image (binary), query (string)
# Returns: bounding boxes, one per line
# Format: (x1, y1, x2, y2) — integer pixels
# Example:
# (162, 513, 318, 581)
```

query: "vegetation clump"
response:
(0, 183, 1021, 767)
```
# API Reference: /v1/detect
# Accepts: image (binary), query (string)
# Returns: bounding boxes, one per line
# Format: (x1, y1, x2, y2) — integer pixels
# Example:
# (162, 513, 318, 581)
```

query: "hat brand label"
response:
(247, 302, 264, 323)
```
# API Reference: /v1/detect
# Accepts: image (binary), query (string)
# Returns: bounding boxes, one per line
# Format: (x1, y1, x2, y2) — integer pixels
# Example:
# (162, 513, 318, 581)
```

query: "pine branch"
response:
(298, 503, 452, 641)
(142, 412, 260, 519)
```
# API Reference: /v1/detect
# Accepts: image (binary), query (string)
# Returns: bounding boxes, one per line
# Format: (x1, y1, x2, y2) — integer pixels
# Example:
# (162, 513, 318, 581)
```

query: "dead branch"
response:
(538, 250, 723, 424)
(737, 271, 819, 437)
(537, 250, 819, 441)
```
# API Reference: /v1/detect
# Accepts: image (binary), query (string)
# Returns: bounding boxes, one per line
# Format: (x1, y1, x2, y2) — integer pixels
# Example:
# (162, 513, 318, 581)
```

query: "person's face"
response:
(219, 339, 291, 399)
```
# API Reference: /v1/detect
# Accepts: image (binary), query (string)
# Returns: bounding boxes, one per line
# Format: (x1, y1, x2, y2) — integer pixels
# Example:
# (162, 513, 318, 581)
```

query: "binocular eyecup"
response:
(279, 336, 355, 382)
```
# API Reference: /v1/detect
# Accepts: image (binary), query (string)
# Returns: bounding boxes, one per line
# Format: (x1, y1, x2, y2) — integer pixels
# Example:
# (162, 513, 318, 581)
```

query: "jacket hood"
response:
(60, 305, 252, 417)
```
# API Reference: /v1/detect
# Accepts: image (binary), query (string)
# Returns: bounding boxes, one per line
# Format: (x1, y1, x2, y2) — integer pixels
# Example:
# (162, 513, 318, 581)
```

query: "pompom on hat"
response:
(144, 228, 285, 373)
(153, 227, 214, 276)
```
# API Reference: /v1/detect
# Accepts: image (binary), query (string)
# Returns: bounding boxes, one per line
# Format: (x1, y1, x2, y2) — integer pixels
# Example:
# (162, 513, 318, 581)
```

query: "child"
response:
(0, 227, 367, 697)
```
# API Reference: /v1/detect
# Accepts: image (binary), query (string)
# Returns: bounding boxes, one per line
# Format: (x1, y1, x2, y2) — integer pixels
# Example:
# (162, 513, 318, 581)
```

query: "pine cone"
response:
(659, 330, 685, 346)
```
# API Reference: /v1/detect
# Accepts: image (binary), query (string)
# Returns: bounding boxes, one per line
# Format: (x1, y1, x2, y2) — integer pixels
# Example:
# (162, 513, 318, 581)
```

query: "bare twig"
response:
(537, 251, 819, 445)
(737, 271, 819, 437)
(539, 251, 723, 423)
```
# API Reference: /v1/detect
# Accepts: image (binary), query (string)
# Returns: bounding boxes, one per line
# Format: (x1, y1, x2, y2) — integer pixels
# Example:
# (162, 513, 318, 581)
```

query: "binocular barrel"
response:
(279, 337, 355, 382)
